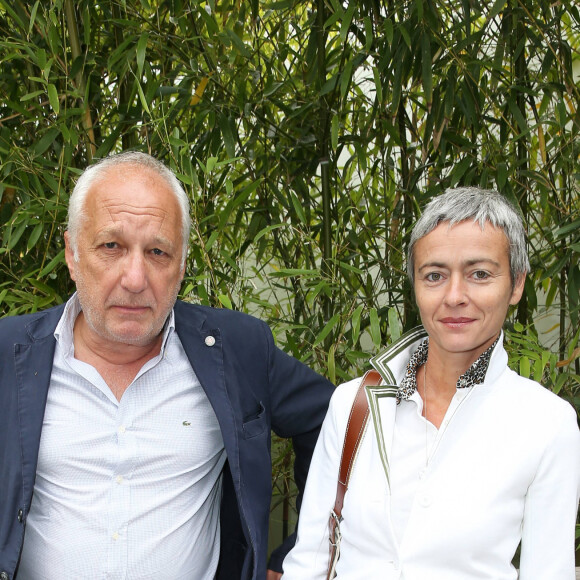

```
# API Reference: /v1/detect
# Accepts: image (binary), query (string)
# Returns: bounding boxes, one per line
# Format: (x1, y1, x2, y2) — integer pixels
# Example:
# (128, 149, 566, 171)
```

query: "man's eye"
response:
(426, 272, 441, 281)
(152, 248, 165, 256)
(474, 270, 489, 279)
(104, 242, 117, 249)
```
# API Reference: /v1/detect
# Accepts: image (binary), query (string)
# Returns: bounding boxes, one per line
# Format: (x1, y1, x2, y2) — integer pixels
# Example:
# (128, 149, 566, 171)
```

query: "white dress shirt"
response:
(18, 294, 226, 579)
(282, 330, 580, 580)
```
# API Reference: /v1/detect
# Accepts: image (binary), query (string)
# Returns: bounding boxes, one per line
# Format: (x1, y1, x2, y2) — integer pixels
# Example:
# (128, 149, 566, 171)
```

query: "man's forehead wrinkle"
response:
(100, 200, 169, 219)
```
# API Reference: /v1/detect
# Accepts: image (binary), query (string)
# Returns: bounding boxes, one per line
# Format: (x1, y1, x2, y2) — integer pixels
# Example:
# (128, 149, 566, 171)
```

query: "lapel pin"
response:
(205, 335, 216, 347)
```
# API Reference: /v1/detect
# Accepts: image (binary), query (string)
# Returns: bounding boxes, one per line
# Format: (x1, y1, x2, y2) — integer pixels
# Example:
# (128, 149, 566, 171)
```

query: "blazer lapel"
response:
(14, 308, 61, 503)
(174, 303, 239, 473)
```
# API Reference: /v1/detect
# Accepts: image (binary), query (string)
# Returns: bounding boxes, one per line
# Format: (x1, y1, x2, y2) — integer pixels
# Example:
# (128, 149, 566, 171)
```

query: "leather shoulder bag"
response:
(326, 369, 383, 580)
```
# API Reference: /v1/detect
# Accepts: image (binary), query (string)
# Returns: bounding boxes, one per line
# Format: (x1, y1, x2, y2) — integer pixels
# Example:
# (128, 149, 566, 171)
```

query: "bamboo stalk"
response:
(63, 0, 96, 161)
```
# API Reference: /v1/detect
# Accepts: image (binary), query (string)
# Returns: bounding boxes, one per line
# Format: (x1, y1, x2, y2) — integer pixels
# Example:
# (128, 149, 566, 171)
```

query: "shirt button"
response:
(118, 425, 126, 434)
(112, 532, 120, 540)
(419, 468, 427, 480)
(116, 475, 123, 484)
(419, 494, 432, 507)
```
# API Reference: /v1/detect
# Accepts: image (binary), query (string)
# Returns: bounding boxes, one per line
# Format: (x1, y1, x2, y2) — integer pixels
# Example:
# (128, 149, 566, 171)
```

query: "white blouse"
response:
(282, 331, 580, 580)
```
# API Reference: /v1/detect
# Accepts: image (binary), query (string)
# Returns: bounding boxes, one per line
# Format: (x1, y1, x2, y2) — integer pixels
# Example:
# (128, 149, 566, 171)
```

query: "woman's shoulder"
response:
(331, 376, 364, 406)
(498, 366, 577, 423)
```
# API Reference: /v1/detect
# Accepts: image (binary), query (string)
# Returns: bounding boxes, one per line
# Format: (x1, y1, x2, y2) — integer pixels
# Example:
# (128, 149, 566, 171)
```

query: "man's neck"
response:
(72, 312, 164, 400)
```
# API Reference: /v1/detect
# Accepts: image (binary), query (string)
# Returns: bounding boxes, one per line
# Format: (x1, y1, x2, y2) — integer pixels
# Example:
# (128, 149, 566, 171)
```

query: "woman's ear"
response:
(509, 273, 526, 306)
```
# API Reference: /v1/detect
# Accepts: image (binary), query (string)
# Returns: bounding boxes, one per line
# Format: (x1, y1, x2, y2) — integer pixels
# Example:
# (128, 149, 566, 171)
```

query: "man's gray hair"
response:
(67, 151, 192, 266)
(407, 187, 530, 285)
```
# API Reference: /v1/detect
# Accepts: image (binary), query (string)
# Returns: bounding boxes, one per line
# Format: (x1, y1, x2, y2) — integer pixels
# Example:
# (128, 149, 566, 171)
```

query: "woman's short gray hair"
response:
(407, 187, 530, 285)
(67, 151, 192, 266)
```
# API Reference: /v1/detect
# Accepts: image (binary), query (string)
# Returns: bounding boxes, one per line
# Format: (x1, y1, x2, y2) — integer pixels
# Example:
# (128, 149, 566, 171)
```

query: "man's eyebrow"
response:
(94, 228, 175, 248)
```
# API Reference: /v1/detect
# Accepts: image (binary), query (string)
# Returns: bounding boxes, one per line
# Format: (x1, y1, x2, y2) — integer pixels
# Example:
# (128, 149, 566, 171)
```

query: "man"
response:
(0, 151, 334, 580)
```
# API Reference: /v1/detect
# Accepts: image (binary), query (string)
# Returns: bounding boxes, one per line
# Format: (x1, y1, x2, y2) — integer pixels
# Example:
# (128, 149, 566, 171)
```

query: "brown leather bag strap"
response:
(334, 369, 382, 518)
(326, 369, 383, 579)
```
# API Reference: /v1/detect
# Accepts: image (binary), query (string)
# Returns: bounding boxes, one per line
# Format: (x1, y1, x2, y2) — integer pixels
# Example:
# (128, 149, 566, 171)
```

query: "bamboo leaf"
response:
(29, 1, 40, 36)
(218, 294, 233, 309)
(331, 114, 339, 151)
(39, 249, 65, 277)
(363, 16, 373, 51)
(289, 190, 307, 224)
(421, 32, 433, 110)
(340, 59, 353, 99)
(20, 90, 45, 102)
(6, 222, 27, 250)
(415, 0, 424, 21)
(31, 128, 60, 156)
(269, 268, 320, 278)
(218, 115, 236, 159)
(254, 223, 285, 243)
(519, 356, 531, 379)
(388, 307, 400, 341)
(226, 29, 251, 58)
(497, 162, 508, 190)
(339, 3, 356, 43)
(47, 83, 59, 114)
(313, 314, 340, 346)
(199, 6, 219, 34)
(384, 18, 393, 46)
(135, 80, 151, 114)
(507, 97, 528, 135)
(351, 304, 363, 346)
(373, 66, 382, 104)
(205, 230, 219, 251)
(191, 76, 210, 105)
(27, 223, 43, 252)
(488, 0, 508, 21)
(327, 344, 336, 385)
(136, 32, 148, 78)
(370, 307, 381, 349)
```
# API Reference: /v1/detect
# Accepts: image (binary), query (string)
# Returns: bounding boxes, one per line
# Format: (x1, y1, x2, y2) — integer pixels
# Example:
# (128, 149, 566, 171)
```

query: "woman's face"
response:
(413, 220, 525, 368)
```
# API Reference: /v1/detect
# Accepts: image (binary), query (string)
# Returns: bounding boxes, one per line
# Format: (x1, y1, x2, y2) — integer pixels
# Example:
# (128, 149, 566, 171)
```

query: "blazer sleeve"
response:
(264, 325, 335, 572)
(518, 402, 580, 580)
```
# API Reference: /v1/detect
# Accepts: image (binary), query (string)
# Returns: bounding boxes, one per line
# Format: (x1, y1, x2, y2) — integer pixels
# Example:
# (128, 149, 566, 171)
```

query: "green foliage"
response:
(1, 0, 579, 546)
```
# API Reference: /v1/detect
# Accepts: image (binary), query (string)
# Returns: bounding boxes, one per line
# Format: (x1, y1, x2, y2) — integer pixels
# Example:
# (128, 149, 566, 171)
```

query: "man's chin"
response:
(101, 324, 163, 348)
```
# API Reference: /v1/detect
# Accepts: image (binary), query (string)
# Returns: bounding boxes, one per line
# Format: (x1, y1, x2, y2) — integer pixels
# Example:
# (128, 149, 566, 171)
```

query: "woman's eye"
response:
(426, 272, 441, 282)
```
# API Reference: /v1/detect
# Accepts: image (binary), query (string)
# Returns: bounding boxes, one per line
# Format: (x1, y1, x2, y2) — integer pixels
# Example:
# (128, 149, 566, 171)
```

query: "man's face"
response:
(65, 165, 186, 349)
(413, 220, 524, 368)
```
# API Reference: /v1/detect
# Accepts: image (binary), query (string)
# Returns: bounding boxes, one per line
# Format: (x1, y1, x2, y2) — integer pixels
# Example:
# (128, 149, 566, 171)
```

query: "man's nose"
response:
(120, 253, 148, 293)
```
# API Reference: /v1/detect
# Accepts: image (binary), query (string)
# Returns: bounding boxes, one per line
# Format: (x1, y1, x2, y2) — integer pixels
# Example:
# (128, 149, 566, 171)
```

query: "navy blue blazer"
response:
(0, 300, 334, 580)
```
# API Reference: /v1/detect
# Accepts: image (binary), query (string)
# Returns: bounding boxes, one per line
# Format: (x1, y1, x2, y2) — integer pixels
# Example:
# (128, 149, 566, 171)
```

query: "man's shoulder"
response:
(0, 303, 65, 339)
(175, 300, 268, 330)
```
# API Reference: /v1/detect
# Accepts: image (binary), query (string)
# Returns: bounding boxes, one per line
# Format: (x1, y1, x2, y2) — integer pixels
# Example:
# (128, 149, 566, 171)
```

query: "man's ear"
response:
(509, 273, 526, 306)
(64, 231, 77, 282)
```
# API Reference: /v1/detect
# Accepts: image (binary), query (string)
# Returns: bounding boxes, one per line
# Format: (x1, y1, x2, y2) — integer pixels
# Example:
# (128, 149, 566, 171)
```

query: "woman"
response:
(282, 187, 580, 580)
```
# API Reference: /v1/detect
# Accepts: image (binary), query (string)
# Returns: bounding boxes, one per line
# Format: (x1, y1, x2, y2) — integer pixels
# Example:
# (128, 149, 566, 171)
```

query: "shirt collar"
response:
(54, 292, 176, 358)
(397, 335, 499, 403)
